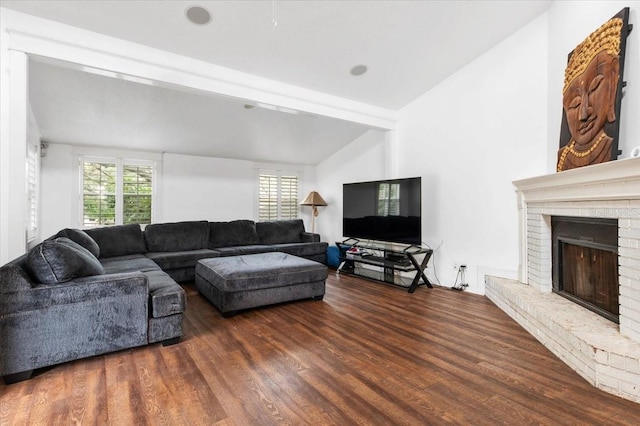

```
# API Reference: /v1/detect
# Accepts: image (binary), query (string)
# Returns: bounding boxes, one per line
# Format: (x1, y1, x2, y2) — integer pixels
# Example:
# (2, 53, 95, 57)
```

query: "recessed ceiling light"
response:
(244, 104, 255, 109)
(186, 5, 212, 25)
(350, 65, 368, 76)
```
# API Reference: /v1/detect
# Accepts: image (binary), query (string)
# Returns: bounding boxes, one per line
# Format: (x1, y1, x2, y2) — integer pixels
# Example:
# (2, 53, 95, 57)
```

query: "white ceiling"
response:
(28, 58, 371, 164)
(2, 0, 552, 164)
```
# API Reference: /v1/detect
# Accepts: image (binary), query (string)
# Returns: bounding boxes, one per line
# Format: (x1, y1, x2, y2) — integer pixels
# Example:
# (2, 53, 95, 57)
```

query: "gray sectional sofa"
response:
(0, 219, 327, 384)
(141, 219, 326, 282)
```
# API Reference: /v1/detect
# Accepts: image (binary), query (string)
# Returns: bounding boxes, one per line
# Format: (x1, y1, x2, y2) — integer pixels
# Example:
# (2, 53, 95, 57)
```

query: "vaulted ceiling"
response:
(2, 0, 552, 164)
(28, 58, 371, 164)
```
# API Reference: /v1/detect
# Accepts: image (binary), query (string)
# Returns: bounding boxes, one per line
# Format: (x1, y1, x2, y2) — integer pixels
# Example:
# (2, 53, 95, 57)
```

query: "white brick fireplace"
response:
(486, 157, 640, 403)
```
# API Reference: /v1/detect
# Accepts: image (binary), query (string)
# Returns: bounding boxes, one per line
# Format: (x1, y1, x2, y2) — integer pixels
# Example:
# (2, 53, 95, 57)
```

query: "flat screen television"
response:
(343, 177, 421, 245)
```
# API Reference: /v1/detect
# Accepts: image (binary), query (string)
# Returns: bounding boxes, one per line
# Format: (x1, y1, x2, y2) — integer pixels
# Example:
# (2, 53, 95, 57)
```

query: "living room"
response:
(1, 0, 640, 422)
(2, 1, 639, 292)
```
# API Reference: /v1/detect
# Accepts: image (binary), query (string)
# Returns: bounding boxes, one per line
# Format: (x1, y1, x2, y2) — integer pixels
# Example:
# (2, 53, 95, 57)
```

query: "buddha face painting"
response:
(562, 49, 619, 147)
(557, 15, 625, 172)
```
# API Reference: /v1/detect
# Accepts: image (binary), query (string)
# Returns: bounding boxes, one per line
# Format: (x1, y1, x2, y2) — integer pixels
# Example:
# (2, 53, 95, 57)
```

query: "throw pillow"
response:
(144, 220, 209, 252)
(27, 237, 105, 284)
(256, 220, 304, 244)
(56, 228, 100, 258)
(209, 220, 260, 248)
(85, 223, 147, 258)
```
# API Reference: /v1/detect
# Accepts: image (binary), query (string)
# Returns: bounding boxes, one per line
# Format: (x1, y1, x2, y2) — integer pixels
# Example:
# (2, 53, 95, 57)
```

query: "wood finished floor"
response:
(2, 271, 640, 425)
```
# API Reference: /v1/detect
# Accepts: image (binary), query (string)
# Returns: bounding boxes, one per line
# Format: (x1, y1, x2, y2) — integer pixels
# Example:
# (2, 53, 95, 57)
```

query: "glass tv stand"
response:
(335, 239, 433, 293)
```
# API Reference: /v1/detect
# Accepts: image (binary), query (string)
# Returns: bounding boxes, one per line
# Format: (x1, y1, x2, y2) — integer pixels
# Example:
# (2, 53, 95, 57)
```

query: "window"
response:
(259, 172, 278, 221)
(123, 164, 153, 224)
(81, 157, 154, 227)
(83, 161, 116, 226)
(279, 174, 299, 219)
(377, 183, 400, 215)
(26, 141, 39, 242)
(258, 170, 299, 221)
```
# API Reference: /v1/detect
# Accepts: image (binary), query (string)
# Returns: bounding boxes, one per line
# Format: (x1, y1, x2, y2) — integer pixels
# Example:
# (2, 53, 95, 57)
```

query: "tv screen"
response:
(343, 177, 422, 245)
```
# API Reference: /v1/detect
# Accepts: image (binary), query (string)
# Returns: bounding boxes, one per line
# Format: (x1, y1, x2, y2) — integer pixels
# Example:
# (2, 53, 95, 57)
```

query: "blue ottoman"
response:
(195, 252, 327, 316)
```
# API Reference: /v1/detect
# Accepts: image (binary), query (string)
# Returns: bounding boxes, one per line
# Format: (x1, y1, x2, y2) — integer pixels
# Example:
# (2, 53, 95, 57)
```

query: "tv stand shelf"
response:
(336, 240, 433, 293)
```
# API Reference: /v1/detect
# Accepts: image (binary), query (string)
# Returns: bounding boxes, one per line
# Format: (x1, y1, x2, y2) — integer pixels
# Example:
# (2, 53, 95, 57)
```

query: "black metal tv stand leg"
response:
(407, 250, 433, 293)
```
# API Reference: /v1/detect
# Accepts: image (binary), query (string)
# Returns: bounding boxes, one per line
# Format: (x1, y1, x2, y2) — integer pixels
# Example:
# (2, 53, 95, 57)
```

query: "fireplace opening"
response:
(552, 216, 619, 323)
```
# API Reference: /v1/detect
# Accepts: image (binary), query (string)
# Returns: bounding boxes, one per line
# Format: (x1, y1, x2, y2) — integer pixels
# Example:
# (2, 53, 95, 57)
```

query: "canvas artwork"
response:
(557, 8, 630, 172)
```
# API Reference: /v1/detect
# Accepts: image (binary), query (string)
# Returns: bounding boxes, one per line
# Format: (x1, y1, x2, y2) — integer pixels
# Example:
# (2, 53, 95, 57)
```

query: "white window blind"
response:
(280, 174, 299, 220)
(258, 170, 299, 221)
(26, 141, 39, 242)
(259, 173, 278, 221)
(82, 157, 154, 227)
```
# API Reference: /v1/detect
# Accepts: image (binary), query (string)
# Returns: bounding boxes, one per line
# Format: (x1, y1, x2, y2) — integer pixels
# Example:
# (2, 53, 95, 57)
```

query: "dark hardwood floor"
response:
(2, 271, 640, 424)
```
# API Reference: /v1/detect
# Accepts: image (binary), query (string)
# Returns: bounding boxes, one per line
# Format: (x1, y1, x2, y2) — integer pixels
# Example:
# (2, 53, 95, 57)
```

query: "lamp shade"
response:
(300, 191, 327, 207)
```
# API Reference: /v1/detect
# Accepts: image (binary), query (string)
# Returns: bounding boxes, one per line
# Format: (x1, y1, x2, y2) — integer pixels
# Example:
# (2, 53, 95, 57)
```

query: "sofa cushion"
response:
(55, 228, 100, 258)
(300, 232, 321, 243)
(143, 270, 187, 318)
(145, 249, 219, 270)
(270, 242, 328, 258)
(100, 254, 161, 275)
(0, 257, 33, 292)
(85, 224, 147, 258)
(27, 237, 105, 284)
(256, 219, 305, 244)
(162, 268, 196, 283)
(209, 220, 260, 248)
(144, 220, 209, 252)
(214, 245, 275, 257)
(148, 314, 183, 344)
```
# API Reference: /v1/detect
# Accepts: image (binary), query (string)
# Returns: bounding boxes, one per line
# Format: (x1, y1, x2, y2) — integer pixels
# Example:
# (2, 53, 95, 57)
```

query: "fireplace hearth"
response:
(486, 157, 640, 403)
(552, 216, 619, 322)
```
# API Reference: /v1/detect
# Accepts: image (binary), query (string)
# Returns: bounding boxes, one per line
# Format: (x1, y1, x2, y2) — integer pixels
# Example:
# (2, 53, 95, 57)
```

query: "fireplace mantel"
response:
(512, 157, 640, 289)
(513, 157, 640, 203)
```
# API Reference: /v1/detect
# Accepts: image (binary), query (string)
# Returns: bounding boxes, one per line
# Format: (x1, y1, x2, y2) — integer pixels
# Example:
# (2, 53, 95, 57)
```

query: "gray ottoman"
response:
(195, 252, 327, 316)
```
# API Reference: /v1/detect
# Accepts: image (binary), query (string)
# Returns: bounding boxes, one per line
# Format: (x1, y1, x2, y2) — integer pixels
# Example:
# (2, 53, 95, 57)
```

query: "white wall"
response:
(161, 154, 316, 224)
(393, 14, 550, 294)
(546, 1, 639, 171)
(161, 153, 256, 222)
(39, 144, 75, 239)
(315, 129, 388, 243)
(386, 3, 639, 293)
(0, 48, 28, 264)
(39, 145, 317, 236)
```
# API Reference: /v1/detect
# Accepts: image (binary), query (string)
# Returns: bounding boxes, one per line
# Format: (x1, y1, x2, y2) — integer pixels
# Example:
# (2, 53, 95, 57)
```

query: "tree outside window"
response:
(82, 159, 153, 227)
(123, 165, 153, 225)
